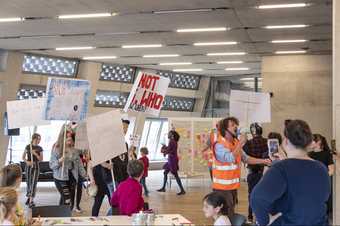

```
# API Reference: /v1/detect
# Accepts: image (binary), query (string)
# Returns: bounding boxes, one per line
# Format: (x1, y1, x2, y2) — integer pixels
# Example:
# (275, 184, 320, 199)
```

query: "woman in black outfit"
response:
(309, 134, 334, 215)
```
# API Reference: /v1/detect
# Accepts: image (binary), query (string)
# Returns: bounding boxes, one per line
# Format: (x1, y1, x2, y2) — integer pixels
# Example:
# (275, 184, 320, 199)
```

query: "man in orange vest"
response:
(212, 117, 271, 219)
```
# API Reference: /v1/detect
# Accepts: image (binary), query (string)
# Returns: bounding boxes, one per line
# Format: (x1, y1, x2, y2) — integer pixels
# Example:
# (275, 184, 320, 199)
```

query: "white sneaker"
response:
(74, 207, 82, 213)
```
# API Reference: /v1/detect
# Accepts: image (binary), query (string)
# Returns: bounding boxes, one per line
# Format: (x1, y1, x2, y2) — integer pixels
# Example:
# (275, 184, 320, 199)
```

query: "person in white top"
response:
(203, 191, 232, 226)
(0, 187, 18, 226)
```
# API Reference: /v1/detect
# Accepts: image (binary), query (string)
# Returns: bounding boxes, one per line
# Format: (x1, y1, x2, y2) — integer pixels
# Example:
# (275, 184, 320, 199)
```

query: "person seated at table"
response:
(0, 164, 25, 226)
(203, 191, 231, 226)
(110, 160, 145, 216)
(0, 187, 19, 226)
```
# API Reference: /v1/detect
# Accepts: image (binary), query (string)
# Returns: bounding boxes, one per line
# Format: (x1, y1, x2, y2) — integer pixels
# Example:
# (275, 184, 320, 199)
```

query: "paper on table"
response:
(87, 110, 126, 167)
(6, 98, 50, 129)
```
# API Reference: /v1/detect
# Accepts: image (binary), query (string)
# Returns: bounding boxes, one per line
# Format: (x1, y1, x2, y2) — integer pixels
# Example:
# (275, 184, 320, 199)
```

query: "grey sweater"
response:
(49, 148, 86, 181)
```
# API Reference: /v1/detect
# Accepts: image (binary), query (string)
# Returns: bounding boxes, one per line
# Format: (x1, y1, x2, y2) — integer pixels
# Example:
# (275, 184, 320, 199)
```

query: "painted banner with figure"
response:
(229, 90, 271, 124)
(45, 78, 91, 121)
(87, 110, 127, 166)
(6, 98, 50, 129)
(124, 70, 170, 116)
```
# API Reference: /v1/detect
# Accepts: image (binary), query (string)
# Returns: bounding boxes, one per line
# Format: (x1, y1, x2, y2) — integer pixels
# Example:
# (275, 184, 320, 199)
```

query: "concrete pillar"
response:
(333, 1, 340, 224)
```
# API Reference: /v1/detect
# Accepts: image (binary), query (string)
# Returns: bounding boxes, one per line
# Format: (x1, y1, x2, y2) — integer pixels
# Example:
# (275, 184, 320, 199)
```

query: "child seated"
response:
(203, 191, 231, 226)
(0, 187, 18, 226)
(110, 160, 145, 216)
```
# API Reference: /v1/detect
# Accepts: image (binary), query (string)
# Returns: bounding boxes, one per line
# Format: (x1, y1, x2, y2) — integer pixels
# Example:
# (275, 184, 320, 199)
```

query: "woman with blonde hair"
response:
(49, 125, 86, 208)
(0, 187, 18, 226)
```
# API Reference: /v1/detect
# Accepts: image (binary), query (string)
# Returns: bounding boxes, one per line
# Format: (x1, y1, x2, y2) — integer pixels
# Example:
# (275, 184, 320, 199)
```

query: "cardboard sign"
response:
(6, 98, 50, 129)
(75, 121, 89, 150)
(45, 78, 91, 121)
(229, 90, 271, 124)
(87, 110, 127, 166)
(124, 70, 170, 116)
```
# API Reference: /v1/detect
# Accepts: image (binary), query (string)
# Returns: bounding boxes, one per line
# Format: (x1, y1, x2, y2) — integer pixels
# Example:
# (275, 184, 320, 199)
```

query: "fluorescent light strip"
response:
(217, 61, 243, 64)
(154, 9, 213, 14)
(0, 17, 24, 22)
(265, 24, 308, 29)
(56, 46, 95, 51)
(240, 78, 263, 81)
(173, 68, 203, 72)
(177, 27, 227, 32)
(83, 56, 117, 60)
(58, 13, 113, 19)
(207, 52, 246, 56)
(194, 41, 237, 46)
(275, 50, 307, 54)
(122, 44, 162, 48)
(225, 68, 249, 71)
(271, 39, 307, 43)
(159, 62, 192, 66)
(258, 3, 308, 9)
(143, 54, 179, 58)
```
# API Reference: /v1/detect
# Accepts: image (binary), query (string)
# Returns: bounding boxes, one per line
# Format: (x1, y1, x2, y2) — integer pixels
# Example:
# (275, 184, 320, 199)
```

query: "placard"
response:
(45, 78, 91, 121)
(75, 121, 89, 150)
(6, 98, 50, 129)
(229, 90, 271, 124)
(87, 110, 127, 166)
(124, 70, 170, 116)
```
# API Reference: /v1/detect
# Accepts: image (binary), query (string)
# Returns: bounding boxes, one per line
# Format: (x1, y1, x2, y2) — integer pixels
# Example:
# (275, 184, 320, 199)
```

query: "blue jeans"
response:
(140, 177, 149, 195)
(106, 182, 115, 216)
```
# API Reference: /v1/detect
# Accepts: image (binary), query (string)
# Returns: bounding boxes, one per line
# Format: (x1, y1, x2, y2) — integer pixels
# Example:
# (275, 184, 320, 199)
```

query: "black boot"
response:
(157, 173, 168, 192)
(174, 175, 185, 195)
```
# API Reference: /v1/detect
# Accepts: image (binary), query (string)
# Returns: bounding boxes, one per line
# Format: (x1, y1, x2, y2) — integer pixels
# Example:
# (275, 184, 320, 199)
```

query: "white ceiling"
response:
(0, 0, 331, 79)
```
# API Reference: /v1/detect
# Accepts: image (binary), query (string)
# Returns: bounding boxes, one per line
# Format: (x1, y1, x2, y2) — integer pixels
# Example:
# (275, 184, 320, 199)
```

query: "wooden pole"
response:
(110, 159, 116, 191)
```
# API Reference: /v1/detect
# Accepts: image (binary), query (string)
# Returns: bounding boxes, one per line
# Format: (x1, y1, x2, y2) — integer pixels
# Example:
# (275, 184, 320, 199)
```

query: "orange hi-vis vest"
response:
(212, 134, 241, 190)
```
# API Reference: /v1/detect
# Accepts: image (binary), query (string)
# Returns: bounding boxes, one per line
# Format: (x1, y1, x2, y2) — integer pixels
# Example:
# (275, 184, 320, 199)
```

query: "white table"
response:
(38, 214, 193, 225)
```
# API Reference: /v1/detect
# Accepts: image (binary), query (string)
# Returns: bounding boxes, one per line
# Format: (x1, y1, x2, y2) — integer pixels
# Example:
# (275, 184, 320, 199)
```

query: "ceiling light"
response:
(275, 50, 307, 54)
(177, 27, 227, 33)
(258, 3, 308, 9)
(225, 68, 249, 71)
(143, 54, 179, 58)
(83, 56, 117, 60)
(216, 61, 243, 64)
(56, 46, 95, 51)
(271, 39, 307, 43)
(194, 41, 237, 46)
(154, 9, 213, 14)
(122, 44, 162, 48)
(265, 24, 308, 29)
(58, 13, 113, 19)
(173, 68, 203, 72)
(0, 17, 24, 22)
(159, 62, 192, 66)
(207, 52, 246, 56)
(240, 78, 263, 81)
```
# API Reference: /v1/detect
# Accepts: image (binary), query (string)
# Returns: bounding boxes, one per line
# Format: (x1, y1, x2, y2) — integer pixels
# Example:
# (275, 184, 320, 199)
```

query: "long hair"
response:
(313, 134, 332, 153)
(0, 164, 22, 188)
(54, 124, 70, 156)
(31, 133, 41, 144)
(0, 187, 18, 223)
(169, 130, 180, 142)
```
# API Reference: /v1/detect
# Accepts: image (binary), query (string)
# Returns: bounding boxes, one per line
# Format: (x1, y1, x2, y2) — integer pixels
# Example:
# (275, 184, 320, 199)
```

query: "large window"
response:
(140, 118, 168, 161)
(6, 121, 65, 163)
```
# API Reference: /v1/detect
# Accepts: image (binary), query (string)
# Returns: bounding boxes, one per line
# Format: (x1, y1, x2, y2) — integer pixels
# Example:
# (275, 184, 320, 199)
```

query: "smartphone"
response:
(268, 139, 279, 157)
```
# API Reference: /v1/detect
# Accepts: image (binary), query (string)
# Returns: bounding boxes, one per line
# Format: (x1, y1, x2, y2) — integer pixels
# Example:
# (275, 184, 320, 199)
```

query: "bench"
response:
(20, 161, 54, 182)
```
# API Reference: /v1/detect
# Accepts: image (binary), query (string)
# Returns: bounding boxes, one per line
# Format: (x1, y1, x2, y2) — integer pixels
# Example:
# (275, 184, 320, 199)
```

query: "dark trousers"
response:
(26, 164, 39, 198)
(140, 177, 149, 195)
(213, 189, 238, 219)
(161, 170, 185, 192)
(70, 177, 83, 210)
(247, 171, 263, 220)
(54, 179, 71, 206)
(92, 189, 110, 216)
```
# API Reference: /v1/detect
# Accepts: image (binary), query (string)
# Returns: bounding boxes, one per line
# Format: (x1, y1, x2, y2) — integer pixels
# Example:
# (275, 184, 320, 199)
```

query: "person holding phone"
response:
(242, 123, 269, 223)
(251, 120, 330, 226)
